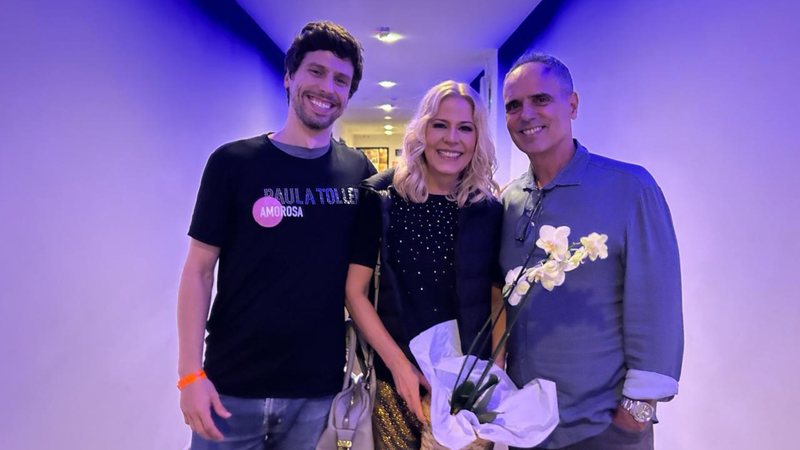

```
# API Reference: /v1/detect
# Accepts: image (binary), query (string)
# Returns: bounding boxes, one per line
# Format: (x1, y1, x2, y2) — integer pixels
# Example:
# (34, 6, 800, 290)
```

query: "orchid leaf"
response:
(473, 377, 499, 413)
(476, 410, 500, 424)
(450, 380, 475, 414)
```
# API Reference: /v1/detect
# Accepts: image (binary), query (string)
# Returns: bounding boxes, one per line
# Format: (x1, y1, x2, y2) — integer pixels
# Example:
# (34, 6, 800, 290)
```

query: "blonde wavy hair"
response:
(393, 80, 499, 207)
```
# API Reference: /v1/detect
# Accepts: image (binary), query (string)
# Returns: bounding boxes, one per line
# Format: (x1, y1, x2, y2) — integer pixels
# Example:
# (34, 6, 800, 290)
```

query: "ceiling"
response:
(236, 0, 542, 134)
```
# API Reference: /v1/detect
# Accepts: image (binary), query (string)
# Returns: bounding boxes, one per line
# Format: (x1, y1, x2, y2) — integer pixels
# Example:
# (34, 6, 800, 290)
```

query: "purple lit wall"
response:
(3, 0, 797, 447)
(0, 0, 285, 448)
(499, 0, 800, 448)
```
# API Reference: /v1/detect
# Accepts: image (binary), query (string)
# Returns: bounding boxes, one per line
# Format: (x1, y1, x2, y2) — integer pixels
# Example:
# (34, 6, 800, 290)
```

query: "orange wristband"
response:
(177, 370, 206, 390)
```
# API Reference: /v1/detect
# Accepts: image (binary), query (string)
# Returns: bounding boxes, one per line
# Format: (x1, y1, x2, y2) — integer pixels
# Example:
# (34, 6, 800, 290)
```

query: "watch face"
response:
(632, 402, 654, 422)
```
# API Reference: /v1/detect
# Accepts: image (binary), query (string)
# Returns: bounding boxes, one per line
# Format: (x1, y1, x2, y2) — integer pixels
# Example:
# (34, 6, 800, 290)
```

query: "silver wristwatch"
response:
(620, 397, 655, 423)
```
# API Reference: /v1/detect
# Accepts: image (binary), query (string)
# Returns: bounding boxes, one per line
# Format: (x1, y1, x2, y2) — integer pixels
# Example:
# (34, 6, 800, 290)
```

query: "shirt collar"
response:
(523, 139, 589, 190)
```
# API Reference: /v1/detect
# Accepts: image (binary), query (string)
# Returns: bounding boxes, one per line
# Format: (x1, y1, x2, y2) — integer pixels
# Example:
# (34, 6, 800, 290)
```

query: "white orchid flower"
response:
(539, 260, 567, 291)
(503, 228, 607, 300)
(564, 248, 587, 272)
(536, 225, 571, 260)
(505, 266, 523, 286)
(504, 266, 529, 305)
(508, 279, 531, 306)
(580, 232, 609, 261)
(525, 266, 543, 283)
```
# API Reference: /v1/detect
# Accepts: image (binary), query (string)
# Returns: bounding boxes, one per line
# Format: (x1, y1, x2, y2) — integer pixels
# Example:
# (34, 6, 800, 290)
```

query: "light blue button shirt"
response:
(499, 141, 683, 449)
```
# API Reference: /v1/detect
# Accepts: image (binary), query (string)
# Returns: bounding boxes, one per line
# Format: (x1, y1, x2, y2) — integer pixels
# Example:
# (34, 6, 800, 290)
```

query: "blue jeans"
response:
(190, 394, 334, 450)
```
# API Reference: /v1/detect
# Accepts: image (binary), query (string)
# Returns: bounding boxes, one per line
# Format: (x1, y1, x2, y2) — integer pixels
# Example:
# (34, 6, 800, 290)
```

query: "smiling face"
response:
(503, 62, 578, 159)
(423, 95, 477, 193)
(284, 50, 353, 132)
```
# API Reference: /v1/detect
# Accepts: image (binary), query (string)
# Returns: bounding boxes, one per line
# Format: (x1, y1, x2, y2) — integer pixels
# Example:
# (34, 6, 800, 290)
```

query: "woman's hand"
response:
(389, 358, 431, 422)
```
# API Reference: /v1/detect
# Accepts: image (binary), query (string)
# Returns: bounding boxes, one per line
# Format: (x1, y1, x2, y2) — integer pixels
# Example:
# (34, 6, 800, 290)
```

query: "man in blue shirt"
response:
(499, 52, 683, 449)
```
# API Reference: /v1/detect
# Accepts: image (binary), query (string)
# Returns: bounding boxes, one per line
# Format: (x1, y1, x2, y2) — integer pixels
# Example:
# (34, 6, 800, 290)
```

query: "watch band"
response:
(621, 397, 655, 423)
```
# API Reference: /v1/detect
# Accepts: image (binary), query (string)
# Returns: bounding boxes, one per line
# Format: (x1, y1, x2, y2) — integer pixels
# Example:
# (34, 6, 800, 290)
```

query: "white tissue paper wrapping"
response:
(409, 319, 559, 450)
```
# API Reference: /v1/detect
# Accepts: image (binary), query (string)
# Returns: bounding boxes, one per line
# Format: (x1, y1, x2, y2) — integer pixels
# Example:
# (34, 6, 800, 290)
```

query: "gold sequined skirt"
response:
(372, 380, 493, 450)
(373, 379, 423, 449)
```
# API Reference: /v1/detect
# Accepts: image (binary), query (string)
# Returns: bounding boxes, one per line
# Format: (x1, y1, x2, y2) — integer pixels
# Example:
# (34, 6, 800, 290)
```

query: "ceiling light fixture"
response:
(378, 103, 394, 112)
(378, 80, 397, 88)
(384, 130, 393, 135)
(375, 26, 402, 44)
(384, 116, 392, 120)
(384, 125, 394, 130)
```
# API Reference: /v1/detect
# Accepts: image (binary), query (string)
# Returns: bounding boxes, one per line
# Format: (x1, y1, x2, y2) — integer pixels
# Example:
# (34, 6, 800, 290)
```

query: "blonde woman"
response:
(346, 80, 502, 449)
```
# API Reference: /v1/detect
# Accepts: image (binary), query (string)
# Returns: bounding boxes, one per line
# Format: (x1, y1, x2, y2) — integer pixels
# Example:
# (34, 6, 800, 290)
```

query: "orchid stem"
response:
(452, 237, 542, 410)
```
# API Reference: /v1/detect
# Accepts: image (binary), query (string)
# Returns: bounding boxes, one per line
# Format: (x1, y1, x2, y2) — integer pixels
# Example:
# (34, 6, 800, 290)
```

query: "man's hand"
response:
(611, 403, 650, 432)
(180, 377, 231, 441)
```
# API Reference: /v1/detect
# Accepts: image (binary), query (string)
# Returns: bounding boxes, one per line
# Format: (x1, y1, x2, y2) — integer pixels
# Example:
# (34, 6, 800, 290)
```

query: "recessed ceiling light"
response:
(384, 124, 394, 130)
(384, 116, 392, 120)
(378, 103, 394, 112)
(378, 80, 397, 88)
(375, 27, 402, 44)
(384, 130, 393, 135)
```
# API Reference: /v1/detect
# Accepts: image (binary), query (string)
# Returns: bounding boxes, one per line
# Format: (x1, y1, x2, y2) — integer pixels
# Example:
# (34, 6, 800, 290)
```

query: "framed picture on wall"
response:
(358, 147, 389, 172)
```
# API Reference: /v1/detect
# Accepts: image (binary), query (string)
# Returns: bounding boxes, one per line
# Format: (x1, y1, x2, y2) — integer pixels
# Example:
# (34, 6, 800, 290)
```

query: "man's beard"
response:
(293, 90, 343, 131)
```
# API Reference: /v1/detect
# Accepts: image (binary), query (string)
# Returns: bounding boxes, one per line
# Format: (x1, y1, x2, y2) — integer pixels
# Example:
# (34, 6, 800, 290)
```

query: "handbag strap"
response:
(362, 251, 379, 374)
(341, 252, 380, 393)
(341, 321, 359, 389)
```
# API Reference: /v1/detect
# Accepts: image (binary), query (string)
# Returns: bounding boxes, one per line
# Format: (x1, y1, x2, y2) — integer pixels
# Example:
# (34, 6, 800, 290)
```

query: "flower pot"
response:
(420, 394, 493, 450)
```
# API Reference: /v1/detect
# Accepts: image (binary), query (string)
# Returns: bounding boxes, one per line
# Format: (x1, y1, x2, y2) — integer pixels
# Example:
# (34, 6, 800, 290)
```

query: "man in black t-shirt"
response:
(177, 21, 375, 450)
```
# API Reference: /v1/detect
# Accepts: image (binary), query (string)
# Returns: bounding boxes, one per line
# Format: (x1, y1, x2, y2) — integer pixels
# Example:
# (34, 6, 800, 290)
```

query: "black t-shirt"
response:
(189, 134, 375, 398)
(350, 189, 459, 348)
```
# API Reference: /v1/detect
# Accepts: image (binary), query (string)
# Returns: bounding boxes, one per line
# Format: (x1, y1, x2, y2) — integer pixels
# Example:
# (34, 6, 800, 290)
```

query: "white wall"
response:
(0, 0, 286, 448)
(498, 0, 800, 448)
